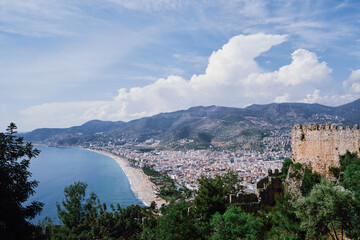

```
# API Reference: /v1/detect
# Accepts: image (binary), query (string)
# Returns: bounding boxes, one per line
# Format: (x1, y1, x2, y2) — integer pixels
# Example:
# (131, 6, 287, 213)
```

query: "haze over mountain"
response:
(22, 99, 360, 150)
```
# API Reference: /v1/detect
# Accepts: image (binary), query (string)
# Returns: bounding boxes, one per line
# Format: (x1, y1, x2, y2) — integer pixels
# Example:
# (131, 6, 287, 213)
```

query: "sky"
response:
(1, 0, 360, 131)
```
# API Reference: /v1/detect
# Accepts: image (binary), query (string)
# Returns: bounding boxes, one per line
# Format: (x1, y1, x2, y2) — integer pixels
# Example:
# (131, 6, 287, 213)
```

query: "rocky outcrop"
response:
(284, 163, 306, 197)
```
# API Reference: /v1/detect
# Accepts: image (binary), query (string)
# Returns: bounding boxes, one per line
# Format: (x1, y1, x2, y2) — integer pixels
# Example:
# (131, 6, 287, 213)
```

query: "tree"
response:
(153, 201, 200, 240)
(55, 181, 152, 239)
(104, 204, 147, 238)
(265, 193, 302, 239)
(0, 123, 43, 239)
(343, 164, 360, 199)
(295, 180, 354, 240)
(55, 181, 99, 239)
(211, 206, 263, 240)
(345, 202, 360, 239)
(336, 151, 360, 239)
(339, 150, 360, 171)
(221, 170, 244, 195)
(194, 171, 242, 238)
(194, 171, 242, 222)
(342, 164, 360, 239)
(300, 167, 321, 196)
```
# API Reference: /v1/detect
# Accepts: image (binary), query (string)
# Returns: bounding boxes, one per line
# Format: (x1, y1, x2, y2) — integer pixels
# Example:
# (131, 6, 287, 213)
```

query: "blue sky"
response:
(1, 0, 360, 131)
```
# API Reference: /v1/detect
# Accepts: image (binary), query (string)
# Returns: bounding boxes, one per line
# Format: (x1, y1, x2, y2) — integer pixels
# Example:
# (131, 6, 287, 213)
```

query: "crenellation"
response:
(306, 123, 318, 130)
(292, 123, 360, 175)
(294, 124, 302, 130)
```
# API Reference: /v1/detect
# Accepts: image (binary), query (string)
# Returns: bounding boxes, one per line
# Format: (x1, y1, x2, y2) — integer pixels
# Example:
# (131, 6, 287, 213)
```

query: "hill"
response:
(22, 99, 360, 150)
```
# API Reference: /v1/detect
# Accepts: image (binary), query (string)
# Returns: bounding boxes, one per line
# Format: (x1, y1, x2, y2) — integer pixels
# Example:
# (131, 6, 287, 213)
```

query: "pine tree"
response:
(0, 123, 43, 239)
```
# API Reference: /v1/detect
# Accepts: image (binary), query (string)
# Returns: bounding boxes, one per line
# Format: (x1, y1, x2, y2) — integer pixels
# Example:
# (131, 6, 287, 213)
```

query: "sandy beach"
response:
(88, 149, 166, 208)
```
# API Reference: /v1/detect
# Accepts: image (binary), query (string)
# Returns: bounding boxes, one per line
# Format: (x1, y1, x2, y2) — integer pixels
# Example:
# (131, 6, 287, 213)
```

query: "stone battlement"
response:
(293, 123, 359, 131)
(292, 123, 360, 175)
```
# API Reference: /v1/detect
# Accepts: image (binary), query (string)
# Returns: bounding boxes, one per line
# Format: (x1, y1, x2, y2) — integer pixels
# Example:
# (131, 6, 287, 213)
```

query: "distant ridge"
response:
(22, 99, 360, 150)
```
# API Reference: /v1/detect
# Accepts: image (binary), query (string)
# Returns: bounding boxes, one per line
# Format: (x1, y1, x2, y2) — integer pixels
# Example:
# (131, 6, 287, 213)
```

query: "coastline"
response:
(87, 149, 166, 208)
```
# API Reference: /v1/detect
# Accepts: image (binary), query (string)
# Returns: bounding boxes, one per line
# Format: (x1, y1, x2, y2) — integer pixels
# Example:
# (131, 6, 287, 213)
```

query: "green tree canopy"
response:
(211, 206, 263, 240)
(0, 123, 43, 239)
(54, 181, 151, 240)
(56, 181, 99, 239)
(265, 193, 302, 239)
(343, 164, 360, 199)
(339, 150, 360, 171)
(194, 171, 242, 223)
(300, 167, 322, 196)
(342, 163, 360, 238)
(295, 179, 354, 240)
(151, 200, 200, 240)
(193, 170, 243, 238)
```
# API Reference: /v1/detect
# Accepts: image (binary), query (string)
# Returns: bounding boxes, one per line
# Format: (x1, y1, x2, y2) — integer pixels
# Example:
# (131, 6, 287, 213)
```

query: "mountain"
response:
(24, 120, 125, 142)
(22, 99, 360, 150)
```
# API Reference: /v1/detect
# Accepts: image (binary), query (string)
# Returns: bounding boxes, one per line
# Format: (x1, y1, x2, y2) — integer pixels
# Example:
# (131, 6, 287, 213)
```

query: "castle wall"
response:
(292, 123, 360, 175)
(230, 169, 283, 211)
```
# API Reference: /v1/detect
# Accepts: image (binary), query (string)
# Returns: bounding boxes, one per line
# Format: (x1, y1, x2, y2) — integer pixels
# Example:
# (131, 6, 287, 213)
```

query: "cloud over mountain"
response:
(21, 33, 354, 129)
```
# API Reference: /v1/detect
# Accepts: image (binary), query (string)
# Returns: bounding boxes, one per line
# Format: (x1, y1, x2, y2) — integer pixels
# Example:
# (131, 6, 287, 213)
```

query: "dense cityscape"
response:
(87, 130, 291, 191)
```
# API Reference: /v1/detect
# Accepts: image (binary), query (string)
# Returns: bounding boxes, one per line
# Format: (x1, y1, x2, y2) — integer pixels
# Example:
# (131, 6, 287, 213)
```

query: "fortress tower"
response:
(291, 123, 360, 175)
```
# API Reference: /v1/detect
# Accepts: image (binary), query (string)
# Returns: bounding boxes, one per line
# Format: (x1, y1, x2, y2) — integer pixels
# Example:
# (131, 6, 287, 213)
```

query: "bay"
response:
(26, 145, 144, 224)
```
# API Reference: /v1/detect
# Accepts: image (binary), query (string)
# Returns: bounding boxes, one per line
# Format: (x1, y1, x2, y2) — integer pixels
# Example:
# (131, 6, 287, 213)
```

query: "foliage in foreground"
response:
(19, 152, 360, 239)
(341, 151, 360, 239)
(2, 124, 360, 240)
(211, 206, 263, 240)
(0, 123, 43, 239)
(141, 200, 201, 240)
(264, 193, 301, 239)
(296, 180, 354, 239)
(49, 181, 156, 240)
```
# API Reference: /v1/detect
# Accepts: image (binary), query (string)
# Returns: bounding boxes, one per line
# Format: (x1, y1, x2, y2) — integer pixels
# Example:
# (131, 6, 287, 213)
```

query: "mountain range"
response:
(22, 99, 360, 150)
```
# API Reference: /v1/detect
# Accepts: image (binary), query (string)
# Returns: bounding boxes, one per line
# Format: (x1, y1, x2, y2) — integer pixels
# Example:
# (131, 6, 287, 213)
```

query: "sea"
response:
(26, 145, 144, 224)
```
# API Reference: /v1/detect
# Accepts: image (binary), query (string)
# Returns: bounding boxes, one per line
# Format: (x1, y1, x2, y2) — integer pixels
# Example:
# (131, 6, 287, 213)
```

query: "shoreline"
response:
(87, 149, 166, 208)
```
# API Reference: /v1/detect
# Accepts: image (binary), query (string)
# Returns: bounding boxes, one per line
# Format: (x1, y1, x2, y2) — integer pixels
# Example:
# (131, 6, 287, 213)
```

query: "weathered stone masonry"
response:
(229, 169, 283, 212)
(292, 123, 360, 175)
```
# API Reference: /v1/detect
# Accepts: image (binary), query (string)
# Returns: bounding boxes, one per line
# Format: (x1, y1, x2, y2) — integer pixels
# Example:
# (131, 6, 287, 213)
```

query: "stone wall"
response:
(230, 169, 283, 212)
(292, 123, 360, 175)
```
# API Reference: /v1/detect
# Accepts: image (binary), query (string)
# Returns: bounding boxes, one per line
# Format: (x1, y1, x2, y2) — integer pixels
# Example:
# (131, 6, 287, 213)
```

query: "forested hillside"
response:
(22, 99, 360, 150)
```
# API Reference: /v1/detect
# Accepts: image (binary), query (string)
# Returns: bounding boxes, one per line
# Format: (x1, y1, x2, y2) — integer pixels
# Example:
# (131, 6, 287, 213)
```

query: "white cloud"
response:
(21, 101, 107, 128)
(244, 49, 331, 88)
(1, 1, 358, 131)
(21, 33, 336, 129)
(103, 0, 186, 11)
(301, 90, 357, 107)
(301, 69, 360, 106)
(343, 69, 360, 93)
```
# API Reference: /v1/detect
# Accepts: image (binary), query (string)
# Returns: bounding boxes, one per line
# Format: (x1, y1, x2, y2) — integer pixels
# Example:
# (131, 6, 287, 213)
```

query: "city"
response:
(87, 130, 291, 192)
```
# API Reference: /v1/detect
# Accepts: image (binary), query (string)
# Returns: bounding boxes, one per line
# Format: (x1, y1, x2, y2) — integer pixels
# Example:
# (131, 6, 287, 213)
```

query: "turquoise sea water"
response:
(26, 146, 144, 223)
